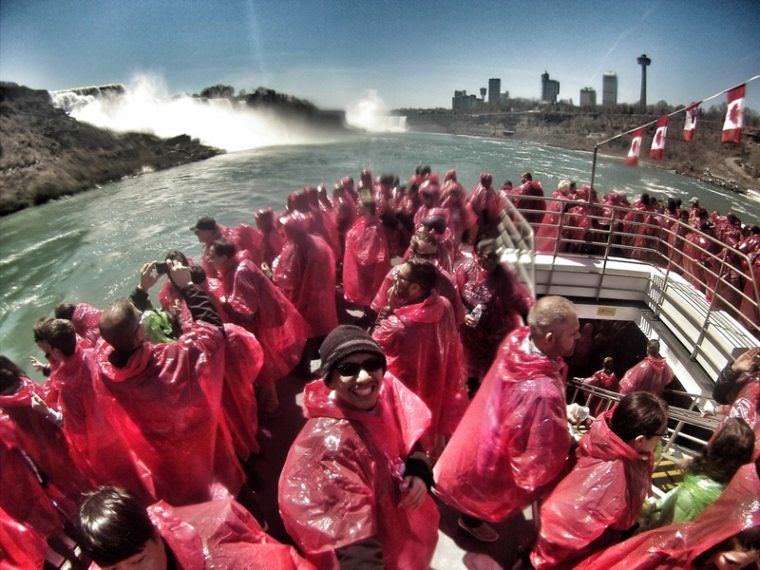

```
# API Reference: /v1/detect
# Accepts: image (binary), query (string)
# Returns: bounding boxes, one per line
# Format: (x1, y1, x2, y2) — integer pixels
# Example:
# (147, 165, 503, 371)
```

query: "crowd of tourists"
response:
(1, 165, 758, 569)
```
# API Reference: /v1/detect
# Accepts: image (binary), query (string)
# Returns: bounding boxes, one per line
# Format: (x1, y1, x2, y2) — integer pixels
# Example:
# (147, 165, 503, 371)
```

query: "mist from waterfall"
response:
(345, 90, 407, 133)
(51, 73, 338, 152)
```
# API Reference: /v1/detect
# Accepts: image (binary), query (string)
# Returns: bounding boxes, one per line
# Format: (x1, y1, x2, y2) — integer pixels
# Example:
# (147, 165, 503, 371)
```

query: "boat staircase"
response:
(495, 196, 758, 495)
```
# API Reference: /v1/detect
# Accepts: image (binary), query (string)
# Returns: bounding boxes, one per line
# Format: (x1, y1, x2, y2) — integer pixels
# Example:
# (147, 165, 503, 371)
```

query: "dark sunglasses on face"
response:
(335, 357, 385, 376)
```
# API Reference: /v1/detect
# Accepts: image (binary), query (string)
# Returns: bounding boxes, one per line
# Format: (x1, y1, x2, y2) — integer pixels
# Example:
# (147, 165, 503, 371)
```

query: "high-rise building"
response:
(580, 87, 597, 108)
(488, 78, 501, 107)
(452, 90, 481, 112)
(602, 73, 618, 107)
(541, 71, 560, 104)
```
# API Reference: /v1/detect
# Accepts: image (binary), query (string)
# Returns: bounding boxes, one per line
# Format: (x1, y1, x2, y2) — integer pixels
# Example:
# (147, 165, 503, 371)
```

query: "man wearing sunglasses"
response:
(373, 260, 467, 460)
(279, 325, 439, 569)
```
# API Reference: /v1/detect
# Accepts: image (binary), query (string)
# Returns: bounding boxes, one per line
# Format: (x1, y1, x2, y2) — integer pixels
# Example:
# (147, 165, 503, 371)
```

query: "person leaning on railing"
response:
(712, 348, 760, 410)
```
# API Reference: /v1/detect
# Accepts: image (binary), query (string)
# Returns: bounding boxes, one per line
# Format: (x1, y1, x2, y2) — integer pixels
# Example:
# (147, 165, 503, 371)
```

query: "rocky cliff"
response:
(0, 82, 221, 216)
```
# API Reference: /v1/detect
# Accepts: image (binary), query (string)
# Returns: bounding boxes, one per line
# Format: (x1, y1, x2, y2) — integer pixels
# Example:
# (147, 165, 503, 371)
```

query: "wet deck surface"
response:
(242, 369, 535, 570)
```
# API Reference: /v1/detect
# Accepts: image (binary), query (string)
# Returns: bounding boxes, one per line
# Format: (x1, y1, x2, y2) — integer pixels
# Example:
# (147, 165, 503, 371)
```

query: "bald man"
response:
(434, 296, 580, 542)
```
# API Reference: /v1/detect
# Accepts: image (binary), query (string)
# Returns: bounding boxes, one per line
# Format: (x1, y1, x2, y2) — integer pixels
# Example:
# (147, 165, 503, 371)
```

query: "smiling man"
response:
(278, 325, 439, 569)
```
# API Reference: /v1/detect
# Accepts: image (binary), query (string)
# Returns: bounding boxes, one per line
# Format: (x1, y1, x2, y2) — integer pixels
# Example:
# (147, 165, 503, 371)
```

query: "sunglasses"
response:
(335, 357, 385, 376)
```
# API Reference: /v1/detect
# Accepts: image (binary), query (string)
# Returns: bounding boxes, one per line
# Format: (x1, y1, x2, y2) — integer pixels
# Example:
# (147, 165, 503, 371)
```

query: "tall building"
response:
(541, 71, 560, 104)
(452, 90, 481, 112)
(488, 78, 501, 107)
(580, 87, 597, 108)
(637, 54, 651, 109)
(602, 73, 618, 107)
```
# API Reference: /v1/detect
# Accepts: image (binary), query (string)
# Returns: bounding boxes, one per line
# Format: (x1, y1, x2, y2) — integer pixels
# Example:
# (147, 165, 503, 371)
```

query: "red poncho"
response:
(71, 302, 103, 347)
(201, 223, 262, 279)
(371, 264, 465, 326)
(273, 234, 338, 339)
(576, 462, 760, 569)
(510, 180, 546, 226)
(342, 215, 391, 306)
(583, 369, 619, 417)
(739, 253, 760, 329)
(97, 321, 226, 505)
(468, 176, 501, 229)
(141, 498, 314, 570)
(44, 344, 155, 502)
(373, 292, 467, 451)
(0, 415, 62, 538)
(530, 413, 653, 568)
(215, 258, 307, 383)
(434, 326, 571, 522)
(535, 190, 569, 253)
(0, 377, 89, 516)
(279, 374, 439, 570)
(727, 379, 760, 459)
(619, 355, 674, 397)
(221, 323, 264, 460)
(260, 226, 286, 267)
(455, 259, 534, 378)
(0, 505, 47, 570)
(682, 231, 720, 292)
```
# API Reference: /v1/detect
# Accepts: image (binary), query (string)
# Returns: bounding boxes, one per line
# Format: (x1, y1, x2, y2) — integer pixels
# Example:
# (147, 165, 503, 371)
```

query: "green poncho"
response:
(141, 310, 178, 344)
(640, 473, 725, 530)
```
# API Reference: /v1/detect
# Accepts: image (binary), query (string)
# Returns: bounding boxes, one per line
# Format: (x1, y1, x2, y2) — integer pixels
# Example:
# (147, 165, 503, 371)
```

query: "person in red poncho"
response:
(54, 301, 102, 347)
(273, 212, 338, 344)
(372, 260, 467, 458)
(77, 486, 313, 569)
(576, 459, 760, 569)
(31, 318, 157, 501)
(583, 356, 619, 417)
(509, 172, 546, 228)
(535, 179, 574, 254)
(434, 296, 580, 543)
(0, 353, 89, 519)
(619, 339, 674, 397)
(207, 239, 307, 414)
(255, 208, 285, 269)
(455, 239, 535, 394)
(530, 392, 668, 569)
(192, 215, 263, 278)
(279, 325, 439, 569)
(96, 261, 229, 506)
(342, 199, 391, 311)
(468, 172, 501, 239)
(0, 504, 48, 570)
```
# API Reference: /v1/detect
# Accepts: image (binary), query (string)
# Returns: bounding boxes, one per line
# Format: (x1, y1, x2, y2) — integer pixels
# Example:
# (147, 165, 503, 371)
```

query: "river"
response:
(2, 131, 758, 372)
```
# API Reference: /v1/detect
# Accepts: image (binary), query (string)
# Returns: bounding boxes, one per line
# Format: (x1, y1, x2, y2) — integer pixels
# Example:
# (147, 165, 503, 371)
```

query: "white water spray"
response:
(345, 90, 407, 133)
(51, 73, 336, 152)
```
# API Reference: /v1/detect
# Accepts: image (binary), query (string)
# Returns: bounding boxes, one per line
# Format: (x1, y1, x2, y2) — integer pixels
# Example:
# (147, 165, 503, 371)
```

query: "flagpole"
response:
(589, 73, 760, 193)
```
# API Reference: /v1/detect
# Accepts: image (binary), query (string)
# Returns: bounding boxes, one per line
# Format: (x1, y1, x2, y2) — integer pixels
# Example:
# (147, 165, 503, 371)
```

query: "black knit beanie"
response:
(319, 325, 386, 380)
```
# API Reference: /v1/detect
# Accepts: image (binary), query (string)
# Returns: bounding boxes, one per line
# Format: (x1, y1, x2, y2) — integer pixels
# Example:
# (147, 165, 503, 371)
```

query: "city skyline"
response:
(1, 0, 759, 111)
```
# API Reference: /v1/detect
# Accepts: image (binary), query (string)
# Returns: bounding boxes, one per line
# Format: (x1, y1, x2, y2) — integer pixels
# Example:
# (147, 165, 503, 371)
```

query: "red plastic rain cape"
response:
(71, 302, 103, 347)
(468, 181, 501, 227)
(510, 180, 546, 226)
(576, 462, 760, 569)
(455, 258, 534, 378)
(0, 377, 88, 516)
(583, 369, 619, 417)
(221, 323, 264, 459)
(342, 216, 391, 306)
(739, 254, 760, 329)
(273, 234, 338, 338)
(224, 223, 264, 267)
(371, 264, 465, 325)
(279, 374, 439, 570)
(144, 498, 315, 570)
(373, 292, 466, 451)
(0, 505, 47, 570)
(727, 379, 760, 458)
(215, 259, 307, 383)
(97, 321, 226, 505)
(434, 326, 571, 522)
(535, 192, 568, 253)
(530, 413, 653, 569)
(619, 355, 674, 396)
(261, 226, 286, 267)
(45, 345, 156, 502)
(683, 231, 720, 292)
(0, 415, 62, 538)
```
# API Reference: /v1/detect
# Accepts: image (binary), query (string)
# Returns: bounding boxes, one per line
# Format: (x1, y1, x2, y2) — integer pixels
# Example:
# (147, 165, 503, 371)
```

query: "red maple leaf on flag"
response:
(655, 131, 663, 145)
(689, 108, 698, 121)
(632, 140, 639, 153)
(729, 102, 740, 125)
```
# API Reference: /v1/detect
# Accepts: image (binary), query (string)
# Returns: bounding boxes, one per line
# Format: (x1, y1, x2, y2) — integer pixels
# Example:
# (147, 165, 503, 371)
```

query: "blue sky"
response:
(1, 0, 759, 110)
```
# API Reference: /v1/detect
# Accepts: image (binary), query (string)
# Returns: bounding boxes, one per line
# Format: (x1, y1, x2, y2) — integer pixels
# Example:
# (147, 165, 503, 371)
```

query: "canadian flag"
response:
(625, 128, 644, 166)
(722, 84, 745, 144)
(649, 116, 669, 160)
(682, 101, 700, 142)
